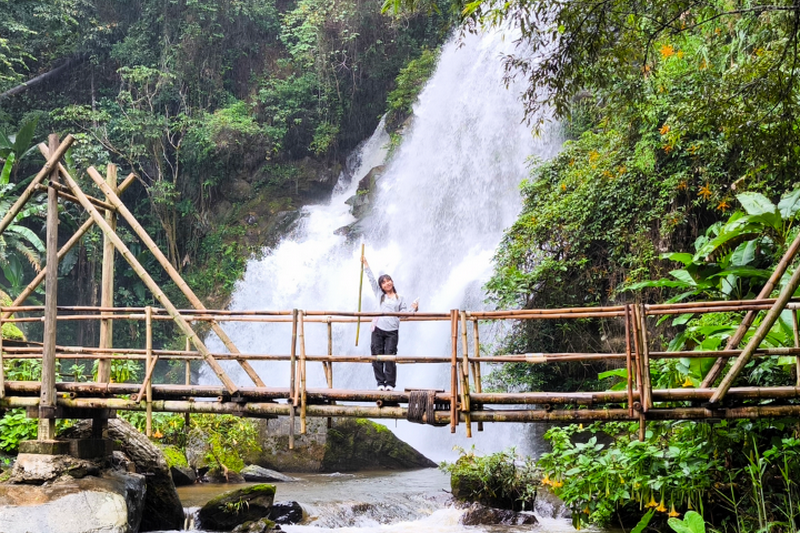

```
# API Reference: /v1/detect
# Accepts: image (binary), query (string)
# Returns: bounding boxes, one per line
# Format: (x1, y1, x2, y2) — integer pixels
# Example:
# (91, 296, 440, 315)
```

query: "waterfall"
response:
(204, 27, 563, 462)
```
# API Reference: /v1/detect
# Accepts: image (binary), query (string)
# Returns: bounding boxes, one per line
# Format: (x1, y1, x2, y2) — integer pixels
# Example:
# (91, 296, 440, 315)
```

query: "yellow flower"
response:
(677, 180, 688, 191)
(660, 44, 675, 58)
(588, 150, 600, 163)
(551, 479, 563, 488)
(668, 504, 680, 518)
(542, 474, 551, 486)
(561, 183, 567, 192)
(682, 377, 694, 387)
(677, 50, 684, 59)
(699, 59, 708, 70)
(656, 498, 668, 513)
(698, 183, 713, 200)
(645, 495, 658, 508)
(659, 124, 670, 135)
(716, 199, 730, 212)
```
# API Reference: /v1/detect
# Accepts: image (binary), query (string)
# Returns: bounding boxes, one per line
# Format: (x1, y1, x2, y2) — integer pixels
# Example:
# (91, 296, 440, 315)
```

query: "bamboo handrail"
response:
(460, 311, 472, 438)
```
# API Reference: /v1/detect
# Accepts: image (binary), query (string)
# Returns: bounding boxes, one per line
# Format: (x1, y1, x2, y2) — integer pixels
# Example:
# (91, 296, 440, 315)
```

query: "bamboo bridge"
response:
(2, 134, 800, 451)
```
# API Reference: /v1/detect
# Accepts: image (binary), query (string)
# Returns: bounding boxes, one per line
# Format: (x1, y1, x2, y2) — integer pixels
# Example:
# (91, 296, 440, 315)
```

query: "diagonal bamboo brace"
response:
(85, 166, 265, 388)
(0, 135, 74, 236)
(60, 166, 239, 394)
(708, 260, 800, 405)
(702, 228, 800, 387)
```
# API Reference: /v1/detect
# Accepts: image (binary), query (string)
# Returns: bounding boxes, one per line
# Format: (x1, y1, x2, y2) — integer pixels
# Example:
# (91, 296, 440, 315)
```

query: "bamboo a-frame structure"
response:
(0, 134, 263, 437)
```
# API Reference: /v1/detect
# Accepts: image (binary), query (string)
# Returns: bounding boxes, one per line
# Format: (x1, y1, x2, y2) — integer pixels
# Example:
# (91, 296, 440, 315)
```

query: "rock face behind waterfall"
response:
(244, 417, 435, 473)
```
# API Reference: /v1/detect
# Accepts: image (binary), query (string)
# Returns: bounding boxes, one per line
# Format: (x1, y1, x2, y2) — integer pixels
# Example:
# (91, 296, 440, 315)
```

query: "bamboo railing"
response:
(2, 296, 800, 442)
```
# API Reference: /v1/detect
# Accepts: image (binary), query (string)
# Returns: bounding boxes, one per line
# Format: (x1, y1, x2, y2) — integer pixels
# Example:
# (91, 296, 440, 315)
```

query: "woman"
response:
(361, 256, 419, 391)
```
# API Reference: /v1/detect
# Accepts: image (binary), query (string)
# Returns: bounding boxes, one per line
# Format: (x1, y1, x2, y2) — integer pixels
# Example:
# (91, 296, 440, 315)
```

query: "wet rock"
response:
(7, 453, 100, 483)
(222, 178, 253, 202)
(232, 517, 281, 533)
(460, 502, 539, 526)
(203, 469, 245, 484)
(170, 464, 197, 486)
(269, 501, 304, 524)
(320, 419, 436, 472)
(0, 470, 146, 533)
(61, 418, 184, 531)
(197, 483, 276, 531)
(241, 465, 297, 483)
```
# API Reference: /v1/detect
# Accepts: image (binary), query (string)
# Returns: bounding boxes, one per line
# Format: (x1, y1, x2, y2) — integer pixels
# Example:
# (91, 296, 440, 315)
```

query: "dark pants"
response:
(371, 327, 398, 387)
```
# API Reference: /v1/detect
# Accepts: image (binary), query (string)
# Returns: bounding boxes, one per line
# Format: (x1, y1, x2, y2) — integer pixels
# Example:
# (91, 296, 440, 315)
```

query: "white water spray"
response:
(205, 27, 563, 462)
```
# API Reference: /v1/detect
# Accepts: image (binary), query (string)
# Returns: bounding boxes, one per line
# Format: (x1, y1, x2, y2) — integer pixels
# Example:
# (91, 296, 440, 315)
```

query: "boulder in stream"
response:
(197, 483, 277, 531)
(460, 502, 539, 526)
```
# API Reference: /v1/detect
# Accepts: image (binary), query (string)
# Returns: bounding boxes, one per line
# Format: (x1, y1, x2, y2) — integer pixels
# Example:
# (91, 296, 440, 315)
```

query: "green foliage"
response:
(440, 447, 538, 511)
(91, 359, 141, 384)
(669, 511, 706, 533)
(0, 409, 38, 453)
(192, 414, 261, 474)
(385, 48, 439, 131)
(161, 444, 189, 469)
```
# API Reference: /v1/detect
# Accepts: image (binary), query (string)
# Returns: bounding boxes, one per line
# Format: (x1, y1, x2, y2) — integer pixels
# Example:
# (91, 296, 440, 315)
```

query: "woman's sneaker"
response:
(385, 385, 394, 391)
(377, 385, 386, 391)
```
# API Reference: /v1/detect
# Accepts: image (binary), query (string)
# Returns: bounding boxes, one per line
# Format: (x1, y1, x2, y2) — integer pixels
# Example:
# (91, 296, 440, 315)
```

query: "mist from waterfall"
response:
(204, 27, 563, 462)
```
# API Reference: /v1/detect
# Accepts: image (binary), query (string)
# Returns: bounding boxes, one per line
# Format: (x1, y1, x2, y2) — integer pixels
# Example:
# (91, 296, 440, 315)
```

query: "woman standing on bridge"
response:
(361, 256, 418, 391)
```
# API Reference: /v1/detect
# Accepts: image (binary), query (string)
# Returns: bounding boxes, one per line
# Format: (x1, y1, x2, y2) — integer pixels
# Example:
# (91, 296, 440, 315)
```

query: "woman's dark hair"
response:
(377, 274, 396, 302)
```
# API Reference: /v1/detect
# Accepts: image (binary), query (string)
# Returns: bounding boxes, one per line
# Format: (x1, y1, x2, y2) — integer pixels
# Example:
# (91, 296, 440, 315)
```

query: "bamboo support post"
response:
(459, 311, 472, 438)
(97, 164, 118, 383)
(326, 317, 333, 429)
(471, 317, 483, 432)
(59, 163, 238, 394)
(0, 135, 74, 236)
(450, 309, 458, 434)
(289, 309, 298, 449)
(702, 228, 800, 387)
(145, 306, 153, 436)
(709, 260, 800, 404)
(38, 134, 62, 441)
(0, 321, 4, 399)
(185, 337, 191, 429)
(624, 304, 634, 418)
(793, 309, 800, 387)
(638, 304, 653, 412)
(85, 166, 264, 388)
(299, 310, 307, 434)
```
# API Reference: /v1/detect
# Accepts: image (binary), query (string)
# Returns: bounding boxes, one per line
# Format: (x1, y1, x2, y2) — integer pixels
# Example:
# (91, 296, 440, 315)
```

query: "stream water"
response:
(172, 468, 597, 533)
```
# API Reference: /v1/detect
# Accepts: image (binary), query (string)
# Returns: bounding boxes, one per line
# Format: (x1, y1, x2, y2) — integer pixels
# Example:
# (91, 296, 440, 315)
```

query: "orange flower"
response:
(656, 498, 668, 513)
(660, 124, 671, 135)
(153, 430, 164, 439)
(699, 59, 708, 70)
(561, 183, 567, 192)
(688, 144, 699, 154)
(618, 165, 627, 175)
(668, 504, 680, 517)
(645, 495, 658, 508)
(698, 183, 713, 200)
(716, 199, 730, 211)
(660, 44, 675, 58)
(663, 144, 674, 154)
(589, 150, 600, 163)
(677, 180, 688, 190)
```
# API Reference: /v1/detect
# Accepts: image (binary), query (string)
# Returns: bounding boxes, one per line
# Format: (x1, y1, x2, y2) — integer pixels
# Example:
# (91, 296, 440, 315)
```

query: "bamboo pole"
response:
(459, 311, 472, 438)
(0, 135, 73, 236)
(289, 309, 298, 450)
(38, 134, 62, 441)
(624, 304, 634, 418)
(0, 320, 4, 399)
(638, 304, 653, 412)
(85, 166, 264, 388)
(97, 164, 118, 383)
(4, 172, 136, 318)
(450, 309, 458, 434)
(299, 310, 307, 434)
(145, 306, 153, 437)
(325, 318, 333, 387)
(710, 260, 800, 404)
(702, 228, 800, 387)
(793, 309, 800, 388)
(356, 242, 365, 345)
(35, 181, 115, 212)
(59, 163, 239, 394)
(471, 317, 483, 432)
(185, 337, 191, 429)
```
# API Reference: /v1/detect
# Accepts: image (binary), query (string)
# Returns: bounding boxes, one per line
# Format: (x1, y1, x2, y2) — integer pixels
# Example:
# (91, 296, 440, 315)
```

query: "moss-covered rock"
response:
(197, 484, 276, 531)
(320, 418, 436, 472)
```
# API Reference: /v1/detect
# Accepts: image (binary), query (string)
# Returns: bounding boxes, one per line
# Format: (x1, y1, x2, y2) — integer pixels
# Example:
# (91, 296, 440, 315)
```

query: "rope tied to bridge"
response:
(406, 389, 448, 426)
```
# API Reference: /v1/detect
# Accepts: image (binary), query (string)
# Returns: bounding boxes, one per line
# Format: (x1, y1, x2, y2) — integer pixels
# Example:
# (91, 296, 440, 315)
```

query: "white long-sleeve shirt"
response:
(365, 265, 412, 332)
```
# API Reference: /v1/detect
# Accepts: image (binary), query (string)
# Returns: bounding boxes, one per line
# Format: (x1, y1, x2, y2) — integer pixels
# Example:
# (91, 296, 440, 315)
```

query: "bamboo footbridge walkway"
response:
(3, 135, 800, 448)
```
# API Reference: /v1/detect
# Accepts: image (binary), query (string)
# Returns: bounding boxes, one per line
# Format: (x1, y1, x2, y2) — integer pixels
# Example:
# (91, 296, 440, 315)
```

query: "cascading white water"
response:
(204, 27, 563, 462)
